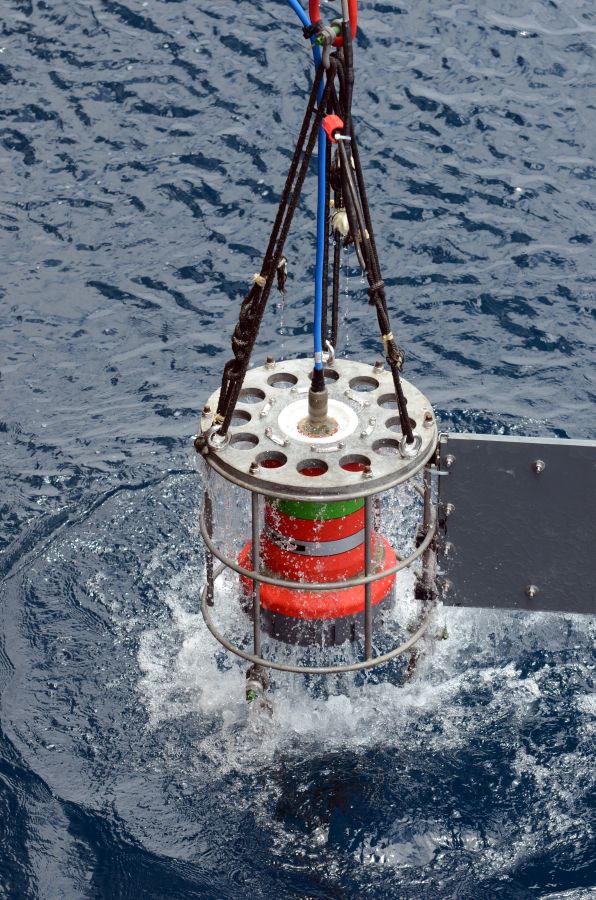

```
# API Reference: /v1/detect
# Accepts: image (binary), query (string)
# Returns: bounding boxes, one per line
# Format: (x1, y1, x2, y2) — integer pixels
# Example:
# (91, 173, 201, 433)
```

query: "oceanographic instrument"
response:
(194, 1, 595, 700)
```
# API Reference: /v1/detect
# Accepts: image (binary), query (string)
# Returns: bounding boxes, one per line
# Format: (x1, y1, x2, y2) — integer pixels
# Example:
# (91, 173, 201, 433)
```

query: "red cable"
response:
(309, 0, 357, 45)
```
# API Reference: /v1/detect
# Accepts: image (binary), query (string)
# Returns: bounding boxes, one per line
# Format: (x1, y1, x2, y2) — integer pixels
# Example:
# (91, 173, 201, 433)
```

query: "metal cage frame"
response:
(199, 464, 438, 675)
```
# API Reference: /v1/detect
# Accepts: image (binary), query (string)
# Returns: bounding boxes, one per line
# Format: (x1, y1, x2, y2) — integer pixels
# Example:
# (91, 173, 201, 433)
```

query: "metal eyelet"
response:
(399, 433, 422, 459)
(207, 427, 230, 450)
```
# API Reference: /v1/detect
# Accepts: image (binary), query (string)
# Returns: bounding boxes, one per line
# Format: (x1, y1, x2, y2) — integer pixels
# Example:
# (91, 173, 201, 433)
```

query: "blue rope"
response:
(285, 0, 326, 371)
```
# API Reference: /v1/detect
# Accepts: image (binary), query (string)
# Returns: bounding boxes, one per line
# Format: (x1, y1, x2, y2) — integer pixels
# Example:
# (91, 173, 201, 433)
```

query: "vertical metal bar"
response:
(251, 491, 262, 658)
(423, 464, 432, 535)
(405, 464, 436, 683)
(204, 490, 214, 607)
(420, 463, 434, 609)
(364, 494, 374, 660)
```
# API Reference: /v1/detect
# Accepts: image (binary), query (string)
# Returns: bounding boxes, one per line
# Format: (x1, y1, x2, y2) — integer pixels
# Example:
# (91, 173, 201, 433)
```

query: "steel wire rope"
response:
(326, 28, 415, 444)
(213, 65, 332, 436)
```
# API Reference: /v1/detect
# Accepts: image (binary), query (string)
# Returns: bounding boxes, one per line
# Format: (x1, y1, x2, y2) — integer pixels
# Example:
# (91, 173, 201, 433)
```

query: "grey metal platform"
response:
(437, 433, 596, 615)
(199, 357, 437, 501)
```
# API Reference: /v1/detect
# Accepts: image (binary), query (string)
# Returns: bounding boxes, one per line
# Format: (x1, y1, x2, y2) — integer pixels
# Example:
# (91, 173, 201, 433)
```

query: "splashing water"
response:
(2, 464, 594, 895)
(137, 481, 593, 774)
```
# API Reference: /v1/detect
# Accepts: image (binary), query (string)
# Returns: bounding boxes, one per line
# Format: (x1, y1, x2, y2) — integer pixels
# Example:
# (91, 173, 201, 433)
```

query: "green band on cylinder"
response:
(268, 497, 365, 521)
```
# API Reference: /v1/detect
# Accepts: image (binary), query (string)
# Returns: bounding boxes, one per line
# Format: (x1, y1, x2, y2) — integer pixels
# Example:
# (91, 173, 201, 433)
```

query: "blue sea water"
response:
(1, 0, 595, 896)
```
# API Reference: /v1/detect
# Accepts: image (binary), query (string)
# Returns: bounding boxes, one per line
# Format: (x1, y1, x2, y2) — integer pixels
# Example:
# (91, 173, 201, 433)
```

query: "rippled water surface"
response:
(1, 0, 595, 896)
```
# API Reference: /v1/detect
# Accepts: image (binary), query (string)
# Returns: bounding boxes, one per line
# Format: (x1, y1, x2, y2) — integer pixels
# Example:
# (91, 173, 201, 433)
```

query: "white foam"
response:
(137, 546, 590, 776)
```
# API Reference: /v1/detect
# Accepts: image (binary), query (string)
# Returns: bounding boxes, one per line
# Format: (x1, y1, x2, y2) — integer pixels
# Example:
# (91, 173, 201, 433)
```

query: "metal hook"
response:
(323, 340, 335, 364)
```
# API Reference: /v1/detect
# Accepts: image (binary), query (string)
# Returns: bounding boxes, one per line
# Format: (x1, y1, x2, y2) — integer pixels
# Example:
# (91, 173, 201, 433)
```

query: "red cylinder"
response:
(238, 490, 396, 638)
(239, 536, 396, 620)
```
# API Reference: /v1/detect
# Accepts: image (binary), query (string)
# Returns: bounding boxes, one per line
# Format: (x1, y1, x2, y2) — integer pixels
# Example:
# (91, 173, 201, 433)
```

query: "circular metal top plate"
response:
(200, 358, 437, 501)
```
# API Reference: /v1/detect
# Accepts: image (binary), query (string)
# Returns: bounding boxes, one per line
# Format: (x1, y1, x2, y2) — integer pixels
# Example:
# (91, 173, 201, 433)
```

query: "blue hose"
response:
(313, 117, 326, 371)
(285, 0, 326, 371)
(285, 0, 310, 28)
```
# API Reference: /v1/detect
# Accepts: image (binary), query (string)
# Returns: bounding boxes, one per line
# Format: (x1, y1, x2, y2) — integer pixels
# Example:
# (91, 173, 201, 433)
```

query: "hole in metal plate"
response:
(349, 376, 379, 392)
(378, 393, 398, 409)
(310, 368, 341, 383)
(297, 459, 329, 477)
(239, 387, 266, 404)
(229, 433, 259, 450)
(230, 409, 252, 426)
(267, 373, 298, 389)
(340, 454, 371, 472)
(372, 438, 401, 457)
(385, 416, 417, 432)
(256, 451, 287, 469)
